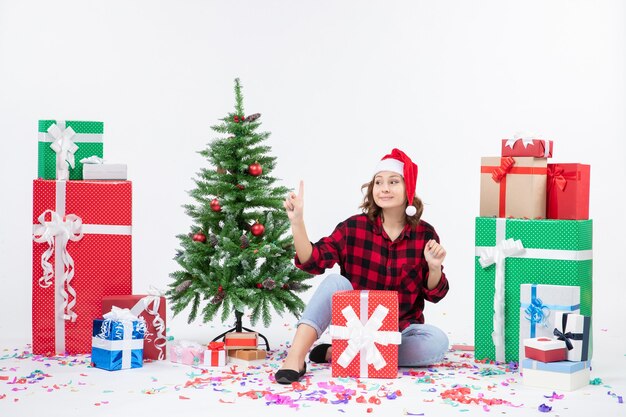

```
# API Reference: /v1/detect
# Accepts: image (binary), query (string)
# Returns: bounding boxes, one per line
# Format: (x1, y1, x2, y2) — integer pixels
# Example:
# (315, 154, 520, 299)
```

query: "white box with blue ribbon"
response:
(553, 311, 591, 362)
(522, 359, 591, 391)
(91, 307, 146, 371)
(519, 284, 580, 368)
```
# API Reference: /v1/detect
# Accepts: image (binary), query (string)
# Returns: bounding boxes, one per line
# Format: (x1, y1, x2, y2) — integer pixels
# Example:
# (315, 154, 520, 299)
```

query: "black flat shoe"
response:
(309, 343, 331, 364)
(275, 362, 307, 384)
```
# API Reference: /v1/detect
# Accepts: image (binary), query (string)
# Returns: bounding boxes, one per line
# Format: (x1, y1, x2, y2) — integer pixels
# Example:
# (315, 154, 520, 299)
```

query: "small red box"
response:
(224, 332, 258, 350)
(331, 290, 401, 379)
(501, 138, 553, 158)
(547, 163, 590, 220)
(523, 337, 567, 363)
(32, 180, 132, 355)
(102, 295, 167, 360)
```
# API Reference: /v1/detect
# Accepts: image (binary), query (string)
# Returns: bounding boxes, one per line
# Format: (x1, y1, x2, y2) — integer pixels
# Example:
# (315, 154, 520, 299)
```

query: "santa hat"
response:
(374, 148, 419, 216)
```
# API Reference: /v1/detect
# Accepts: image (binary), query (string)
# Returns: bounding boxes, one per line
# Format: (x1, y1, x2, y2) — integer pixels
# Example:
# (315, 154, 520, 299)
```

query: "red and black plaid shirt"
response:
(295, 214, 449, 330)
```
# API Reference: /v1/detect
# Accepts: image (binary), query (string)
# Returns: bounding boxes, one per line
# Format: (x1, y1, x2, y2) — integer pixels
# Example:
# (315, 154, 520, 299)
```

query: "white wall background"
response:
(1, 0, 624, 346)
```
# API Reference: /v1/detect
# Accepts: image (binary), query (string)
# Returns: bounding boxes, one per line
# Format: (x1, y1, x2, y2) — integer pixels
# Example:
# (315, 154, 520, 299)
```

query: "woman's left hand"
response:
(424, 239, 446, 269)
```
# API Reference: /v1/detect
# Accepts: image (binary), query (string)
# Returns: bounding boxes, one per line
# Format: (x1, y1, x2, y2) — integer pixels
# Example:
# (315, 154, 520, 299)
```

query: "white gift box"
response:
(203, 348, 227, 367)
(522, 359, 591, 391)
(83, 163, 127, 180)
(552, 312, 591, 361)
(519, 284, 580, 368)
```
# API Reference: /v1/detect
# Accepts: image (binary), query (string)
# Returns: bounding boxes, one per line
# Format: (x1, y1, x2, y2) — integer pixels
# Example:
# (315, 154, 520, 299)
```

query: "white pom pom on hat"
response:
(374, 148, 419, 216)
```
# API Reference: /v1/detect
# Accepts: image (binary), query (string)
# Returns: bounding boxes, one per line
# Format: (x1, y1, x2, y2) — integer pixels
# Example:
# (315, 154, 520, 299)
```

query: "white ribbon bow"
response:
(80, 155, 104, 164)
(504, 132, 537, 149)
(331, 304, 402, 371)
(48, 122, 78, 179)
(32, 209, 84, 322)
(478, 238, 525, 362)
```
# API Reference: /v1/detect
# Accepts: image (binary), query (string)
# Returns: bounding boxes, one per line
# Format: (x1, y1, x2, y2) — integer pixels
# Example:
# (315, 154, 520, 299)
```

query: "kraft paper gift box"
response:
(169, 340, 204, 366)
(330, 290, 402, 379)
(32, 179, 132, 355)
(227, 349, 267, 361)
(523, 337, 567, 363)
(224, 332, 258, 350)
(83, 163, 128, 180)
(480, 156, 548, 219)
(553, 312, 591, 362)
(102, 295, 167, 360)
(522, 359, 591, 391)
(474, 217, 592, 363)
(501, 137, 553, 158)
(203, 342, 227, 367)
(91, 308, 145, 371)
(38, 120, 104, 180)
(519, 284, 581, 367)
(547, 163, 591, 220)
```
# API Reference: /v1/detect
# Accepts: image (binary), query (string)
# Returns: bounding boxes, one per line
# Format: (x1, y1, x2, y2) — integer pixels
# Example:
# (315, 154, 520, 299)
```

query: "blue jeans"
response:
(298, 273, 449, 367)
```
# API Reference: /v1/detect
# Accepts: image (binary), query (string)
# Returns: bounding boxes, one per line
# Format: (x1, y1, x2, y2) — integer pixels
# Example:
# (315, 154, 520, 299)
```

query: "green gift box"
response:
(38, 120, 104, 180)
(474, 217, 592, 363)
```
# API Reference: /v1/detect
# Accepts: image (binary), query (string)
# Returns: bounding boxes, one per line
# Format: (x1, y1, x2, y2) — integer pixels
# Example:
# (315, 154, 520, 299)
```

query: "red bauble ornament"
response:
(236, 184, 245, 190)
(256, 283, 263, 289)
(210, 198, 221, 212)
(250, 221, 265, 236)
(233, 115, 240, 123)
(192, 232, 206, 243)
(218, 285, 223, 292)
(248, 162, 263, 176)
(282, 284, 289, 290)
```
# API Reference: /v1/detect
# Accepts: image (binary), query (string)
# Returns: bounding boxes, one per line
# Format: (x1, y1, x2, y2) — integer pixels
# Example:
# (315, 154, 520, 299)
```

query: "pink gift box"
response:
(169, 341, 203, 366)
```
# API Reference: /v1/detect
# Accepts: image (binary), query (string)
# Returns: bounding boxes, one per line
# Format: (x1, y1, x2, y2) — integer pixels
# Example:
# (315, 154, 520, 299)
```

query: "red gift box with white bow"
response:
(32, 179, 132, 355)
(330, 290, 401, 379)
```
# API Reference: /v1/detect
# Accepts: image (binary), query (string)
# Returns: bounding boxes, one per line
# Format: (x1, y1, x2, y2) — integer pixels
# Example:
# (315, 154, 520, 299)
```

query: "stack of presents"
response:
(30, 119, 260, 371)
(475, 135, 592, 391)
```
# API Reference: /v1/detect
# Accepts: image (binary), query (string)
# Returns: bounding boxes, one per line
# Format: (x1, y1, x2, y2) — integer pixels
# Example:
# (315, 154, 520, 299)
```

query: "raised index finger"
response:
(298, 180, 304, 199)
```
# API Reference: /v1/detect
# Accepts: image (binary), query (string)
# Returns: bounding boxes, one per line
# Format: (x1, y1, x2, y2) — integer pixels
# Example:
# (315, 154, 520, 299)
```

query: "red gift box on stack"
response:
(32, 179, 132, 355)
(523, 337, 567, 362)
(330, 290, 401, 379)
(224, 332, 258, 350)
(501, 137, 553, 158)
(102, 295, 167, 360)
(547, 163, 591, 220)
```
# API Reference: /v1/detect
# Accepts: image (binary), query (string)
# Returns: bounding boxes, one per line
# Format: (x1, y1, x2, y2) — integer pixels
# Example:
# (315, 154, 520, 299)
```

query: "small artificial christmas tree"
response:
(168, 78, 312, 333)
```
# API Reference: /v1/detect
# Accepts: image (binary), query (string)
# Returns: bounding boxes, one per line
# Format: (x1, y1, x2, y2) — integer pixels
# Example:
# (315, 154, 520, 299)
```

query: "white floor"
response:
(1, 324, 624, 417)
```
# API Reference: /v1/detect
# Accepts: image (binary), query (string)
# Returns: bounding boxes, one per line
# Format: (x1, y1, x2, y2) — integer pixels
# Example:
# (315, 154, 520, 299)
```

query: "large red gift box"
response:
(547, 163, 591, 220)
(501, 138, 553, 158)
(330, 290, 401, 379)
(102, 295, 167, 360)
(32, 179, 132, 355)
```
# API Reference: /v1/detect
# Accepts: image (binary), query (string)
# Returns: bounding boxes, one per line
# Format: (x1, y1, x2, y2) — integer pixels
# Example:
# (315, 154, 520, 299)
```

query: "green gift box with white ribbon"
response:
(38, 120, 104, 180)
(474, 217, 592, 363)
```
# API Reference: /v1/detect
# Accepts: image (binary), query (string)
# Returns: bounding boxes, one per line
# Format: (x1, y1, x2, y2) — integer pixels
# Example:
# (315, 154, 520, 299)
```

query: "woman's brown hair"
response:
(359, 176, 424, 227)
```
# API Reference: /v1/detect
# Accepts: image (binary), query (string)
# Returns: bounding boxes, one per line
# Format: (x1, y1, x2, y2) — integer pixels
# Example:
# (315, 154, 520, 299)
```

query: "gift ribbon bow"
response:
(553, 313, 583, 351)
(208, 341, 225, 351)
(524, 295, 550, 329)
(504, 133, 536, 149)
(547, 166, 579, 192)
(32, 209, 84, 322)
(332, 304, 401, 371)
(478, 237, 525, 362)
(491, 157, 515, 183)
(48, 122, 78, 178)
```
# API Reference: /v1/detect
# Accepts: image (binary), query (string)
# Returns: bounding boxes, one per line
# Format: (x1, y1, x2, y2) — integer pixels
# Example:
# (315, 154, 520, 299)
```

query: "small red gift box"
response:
(224, 332, 258, 350)
(330, 290, 401, 379)
(203, 341, 227, 366)
(501, 138, 553, 158)
(547, 163, 590, 220)
(523, 337, 567, 362)
(32, 179, 132, 355)
(102, 295, 167, 360)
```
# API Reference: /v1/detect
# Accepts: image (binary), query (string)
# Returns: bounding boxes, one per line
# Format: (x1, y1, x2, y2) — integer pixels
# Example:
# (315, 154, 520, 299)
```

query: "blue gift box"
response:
(91, 318, 145, 371)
